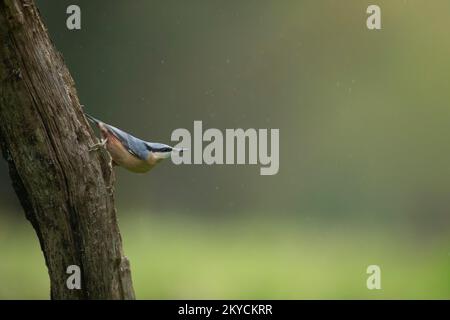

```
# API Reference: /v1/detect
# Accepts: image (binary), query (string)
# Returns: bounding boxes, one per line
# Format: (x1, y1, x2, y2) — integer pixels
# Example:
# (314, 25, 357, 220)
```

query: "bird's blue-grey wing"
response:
(104, 124, 149, 160)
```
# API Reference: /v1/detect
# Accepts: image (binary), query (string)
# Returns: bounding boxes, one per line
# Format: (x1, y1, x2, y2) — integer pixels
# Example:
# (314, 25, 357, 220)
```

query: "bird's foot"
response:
(88, 138, 107, 151)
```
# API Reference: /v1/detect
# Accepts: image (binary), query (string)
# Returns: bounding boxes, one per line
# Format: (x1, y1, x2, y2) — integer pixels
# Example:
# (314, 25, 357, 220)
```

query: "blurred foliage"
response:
(0, 0, 450, 298)
(0, 213, 449, 299)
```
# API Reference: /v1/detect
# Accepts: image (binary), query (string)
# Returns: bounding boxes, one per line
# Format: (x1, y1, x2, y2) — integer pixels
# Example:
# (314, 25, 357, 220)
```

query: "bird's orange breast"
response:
(105, 131, 156, 173)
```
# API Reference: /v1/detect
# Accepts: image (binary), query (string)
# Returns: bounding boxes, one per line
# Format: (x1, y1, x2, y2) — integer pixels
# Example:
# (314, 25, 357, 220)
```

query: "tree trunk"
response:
(0, 0, 135, 299)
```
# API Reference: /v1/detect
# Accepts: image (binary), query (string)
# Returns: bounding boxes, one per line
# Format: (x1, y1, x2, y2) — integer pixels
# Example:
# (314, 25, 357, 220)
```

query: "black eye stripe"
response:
(149, 147, 172, 153)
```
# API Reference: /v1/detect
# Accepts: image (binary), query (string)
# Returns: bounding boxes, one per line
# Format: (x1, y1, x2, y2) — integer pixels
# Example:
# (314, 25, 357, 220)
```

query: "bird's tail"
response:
(84, 113, 102, 125)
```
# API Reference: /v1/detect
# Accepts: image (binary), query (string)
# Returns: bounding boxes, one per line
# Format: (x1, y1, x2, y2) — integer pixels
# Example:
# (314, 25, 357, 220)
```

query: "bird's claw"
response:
(89, 138, 107, 152)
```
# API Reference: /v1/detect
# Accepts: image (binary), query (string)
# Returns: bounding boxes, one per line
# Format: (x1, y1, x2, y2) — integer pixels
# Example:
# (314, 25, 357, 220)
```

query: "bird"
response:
(85, 113, 185, 173)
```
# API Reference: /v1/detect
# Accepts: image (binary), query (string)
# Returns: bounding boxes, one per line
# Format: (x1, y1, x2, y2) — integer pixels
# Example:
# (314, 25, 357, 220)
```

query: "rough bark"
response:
(0, 0, 135, 299)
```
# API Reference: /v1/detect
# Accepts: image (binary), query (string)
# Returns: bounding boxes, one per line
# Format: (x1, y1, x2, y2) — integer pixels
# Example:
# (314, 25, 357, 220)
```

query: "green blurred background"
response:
(1, 0, 449, 299)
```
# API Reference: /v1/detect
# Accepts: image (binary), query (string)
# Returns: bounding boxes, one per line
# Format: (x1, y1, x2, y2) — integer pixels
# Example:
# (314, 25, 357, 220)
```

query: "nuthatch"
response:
(85, 114, 185, 173)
